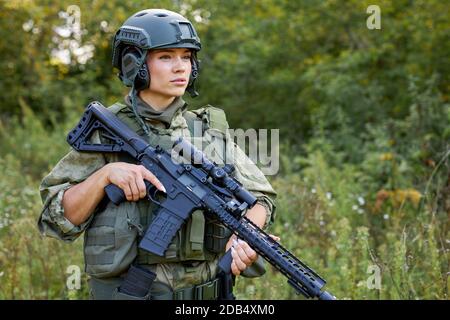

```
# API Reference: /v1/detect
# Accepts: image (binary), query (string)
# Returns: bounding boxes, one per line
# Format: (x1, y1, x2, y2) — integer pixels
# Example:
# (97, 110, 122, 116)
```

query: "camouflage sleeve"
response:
(227, 140, 277, 229)
(38, 133, 108, 241)
(226, 140, 277, 279)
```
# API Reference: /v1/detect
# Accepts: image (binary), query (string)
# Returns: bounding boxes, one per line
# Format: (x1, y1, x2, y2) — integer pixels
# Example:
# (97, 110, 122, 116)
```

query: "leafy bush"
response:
(0, 0, 448, 300)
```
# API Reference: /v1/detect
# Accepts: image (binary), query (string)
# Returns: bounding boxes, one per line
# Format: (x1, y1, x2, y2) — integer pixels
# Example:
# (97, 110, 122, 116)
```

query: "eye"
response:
(182, 55, 192, 60)
(159, 55, 171, 60)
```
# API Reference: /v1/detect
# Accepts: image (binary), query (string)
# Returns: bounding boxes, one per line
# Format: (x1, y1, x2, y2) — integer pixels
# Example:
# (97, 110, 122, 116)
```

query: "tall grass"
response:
(0, 104, 87, 299)
(236, 149, 448, 300)
(0, 105, 447, 299)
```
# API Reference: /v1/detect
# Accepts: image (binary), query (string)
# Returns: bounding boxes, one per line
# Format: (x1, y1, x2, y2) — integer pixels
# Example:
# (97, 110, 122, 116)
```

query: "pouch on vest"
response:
(184, 107, 231, 255)
(84, 200, 141, 278)
(181, 210, 206, 260)
(204, 215, 232, 253)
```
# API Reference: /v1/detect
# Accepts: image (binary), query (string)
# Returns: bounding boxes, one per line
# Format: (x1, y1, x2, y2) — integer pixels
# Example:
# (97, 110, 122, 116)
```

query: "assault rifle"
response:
(67, 101, 336, 300)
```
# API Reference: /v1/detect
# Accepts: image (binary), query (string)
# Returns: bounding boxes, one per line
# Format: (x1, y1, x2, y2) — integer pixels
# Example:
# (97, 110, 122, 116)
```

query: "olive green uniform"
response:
(38, 94, 276, 299)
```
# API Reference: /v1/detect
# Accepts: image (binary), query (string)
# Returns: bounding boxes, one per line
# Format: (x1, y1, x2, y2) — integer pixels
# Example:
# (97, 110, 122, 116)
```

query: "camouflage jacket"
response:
(38, 95, 277, 282)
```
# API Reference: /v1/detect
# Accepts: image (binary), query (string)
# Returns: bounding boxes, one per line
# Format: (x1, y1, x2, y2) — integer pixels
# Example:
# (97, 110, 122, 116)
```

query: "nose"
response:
(172, 56, 188, 73)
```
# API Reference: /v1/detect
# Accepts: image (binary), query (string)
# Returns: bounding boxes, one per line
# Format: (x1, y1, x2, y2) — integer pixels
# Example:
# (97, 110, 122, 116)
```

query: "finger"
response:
(135, 173, 147, 199)
(237, 239, 257, 263)
(232, 246, 248, 270)
(231, 248, 241, 276)
(141, 167, 166, 193)
(269, 234, 281, 242)
(235, 242, 254, 266)
(128, 180, 140, 202)
(120, 183, 133, 202)
(231, 259, 240, 276)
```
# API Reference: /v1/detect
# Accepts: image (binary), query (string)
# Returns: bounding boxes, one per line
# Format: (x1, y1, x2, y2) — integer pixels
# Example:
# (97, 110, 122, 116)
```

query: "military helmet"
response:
(112, 9, 201, 96)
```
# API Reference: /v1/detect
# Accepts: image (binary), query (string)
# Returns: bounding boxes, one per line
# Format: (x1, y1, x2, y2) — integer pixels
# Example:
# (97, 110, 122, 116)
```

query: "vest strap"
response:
(85, 253, 114, 265)
(85, 234, 115, 247)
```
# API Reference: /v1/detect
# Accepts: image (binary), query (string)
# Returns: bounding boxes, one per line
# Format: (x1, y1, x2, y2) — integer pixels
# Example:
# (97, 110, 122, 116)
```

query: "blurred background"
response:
(0, 0, 448, 299)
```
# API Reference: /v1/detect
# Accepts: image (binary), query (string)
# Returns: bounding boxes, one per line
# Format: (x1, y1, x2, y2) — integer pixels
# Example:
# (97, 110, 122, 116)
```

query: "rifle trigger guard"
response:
(146, 185, 162, 206)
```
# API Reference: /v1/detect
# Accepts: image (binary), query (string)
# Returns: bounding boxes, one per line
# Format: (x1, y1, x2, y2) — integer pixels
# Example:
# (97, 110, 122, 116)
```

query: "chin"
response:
(170, 89, 188, 97)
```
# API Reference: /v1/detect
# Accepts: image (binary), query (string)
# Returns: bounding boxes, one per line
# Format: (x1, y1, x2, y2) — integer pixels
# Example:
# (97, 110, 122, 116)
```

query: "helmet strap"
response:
(130, 85, 150, 136)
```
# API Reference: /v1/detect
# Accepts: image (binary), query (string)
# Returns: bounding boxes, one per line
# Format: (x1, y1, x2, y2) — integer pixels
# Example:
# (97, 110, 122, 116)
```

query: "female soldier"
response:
(38, 8, 277, 300)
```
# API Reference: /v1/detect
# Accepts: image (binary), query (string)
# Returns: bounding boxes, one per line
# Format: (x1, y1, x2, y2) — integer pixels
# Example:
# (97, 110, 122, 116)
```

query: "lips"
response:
(171, 78, 187, 84)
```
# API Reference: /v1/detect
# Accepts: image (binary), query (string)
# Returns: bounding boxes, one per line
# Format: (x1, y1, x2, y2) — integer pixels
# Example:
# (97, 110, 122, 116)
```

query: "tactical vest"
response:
(83, 102, 232, 278)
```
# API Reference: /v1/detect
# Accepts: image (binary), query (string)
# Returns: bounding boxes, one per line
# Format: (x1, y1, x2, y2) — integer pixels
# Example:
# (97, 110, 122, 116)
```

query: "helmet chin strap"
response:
(130, 86, 150, 136)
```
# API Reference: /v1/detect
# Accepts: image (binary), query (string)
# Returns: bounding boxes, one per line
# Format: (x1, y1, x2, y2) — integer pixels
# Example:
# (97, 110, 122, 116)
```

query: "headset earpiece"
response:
(134, 63, 150, 91)
(187, 54, 200, 98)
(120, 46, 150, 91)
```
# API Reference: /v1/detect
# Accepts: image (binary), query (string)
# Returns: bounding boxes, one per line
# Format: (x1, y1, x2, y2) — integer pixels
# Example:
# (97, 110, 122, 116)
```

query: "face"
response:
(145, 48, 192, 100)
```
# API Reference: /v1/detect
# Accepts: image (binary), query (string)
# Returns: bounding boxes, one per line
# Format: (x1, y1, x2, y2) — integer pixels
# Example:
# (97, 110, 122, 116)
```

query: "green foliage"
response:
(236, 147, 447, 300)
(0, 98, 75, 179)
(0, 153, 86, 299)
(0, 0, 448, 300)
